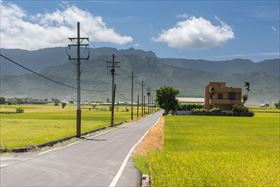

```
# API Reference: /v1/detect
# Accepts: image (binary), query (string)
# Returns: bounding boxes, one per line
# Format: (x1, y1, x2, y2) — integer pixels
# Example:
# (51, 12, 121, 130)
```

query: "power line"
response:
(116, 89, 130, 101)
(0, 54, 108, 93)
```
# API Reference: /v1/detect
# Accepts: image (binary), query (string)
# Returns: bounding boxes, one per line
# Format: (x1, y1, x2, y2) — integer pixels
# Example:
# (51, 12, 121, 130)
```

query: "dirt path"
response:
(134, 117, 164, 156)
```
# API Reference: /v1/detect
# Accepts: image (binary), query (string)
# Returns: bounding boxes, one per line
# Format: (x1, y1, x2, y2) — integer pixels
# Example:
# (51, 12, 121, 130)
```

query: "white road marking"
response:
(0, 164, 8, 168)
(109, 114, 161, 187)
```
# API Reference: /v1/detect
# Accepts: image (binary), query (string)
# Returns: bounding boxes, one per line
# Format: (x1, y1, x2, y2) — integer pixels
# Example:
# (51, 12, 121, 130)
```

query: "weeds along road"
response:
(0, 111, 163, 187)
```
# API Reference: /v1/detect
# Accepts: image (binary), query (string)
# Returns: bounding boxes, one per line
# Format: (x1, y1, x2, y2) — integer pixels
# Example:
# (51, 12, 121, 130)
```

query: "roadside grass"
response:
(0, 104, 151, 149)
(134, 108, 280, 187)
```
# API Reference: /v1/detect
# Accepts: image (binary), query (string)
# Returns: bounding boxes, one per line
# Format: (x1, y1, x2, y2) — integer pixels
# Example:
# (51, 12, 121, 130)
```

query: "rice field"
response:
(0, 104, 150, 149)
(134, 108, 280, 187)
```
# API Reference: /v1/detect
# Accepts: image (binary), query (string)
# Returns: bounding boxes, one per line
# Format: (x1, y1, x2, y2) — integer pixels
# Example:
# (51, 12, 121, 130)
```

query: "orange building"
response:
(205, 82, 242, 110)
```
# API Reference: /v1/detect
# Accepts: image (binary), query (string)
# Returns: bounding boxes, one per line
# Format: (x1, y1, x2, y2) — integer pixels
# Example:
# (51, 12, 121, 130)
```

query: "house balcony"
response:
(209, 99, 241, 105)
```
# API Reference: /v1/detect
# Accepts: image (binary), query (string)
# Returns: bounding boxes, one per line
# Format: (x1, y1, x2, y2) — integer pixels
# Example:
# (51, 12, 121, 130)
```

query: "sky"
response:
(0, 0, 279, 61)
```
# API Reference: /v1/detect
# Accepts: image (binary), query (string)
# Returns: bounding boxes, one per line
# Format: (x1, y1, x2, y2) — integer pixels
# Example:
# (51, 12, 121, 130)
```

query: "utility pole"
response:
(137, 94, 139, 118)
(144, 95, 146, 115)
(141, 80, 144, 117)
(67, 22, 89, 138)
(107, 54, 120, 127)
(129, 71, 136, 120)
(147, 86, 151, 115)
(151, 96, 153, 113)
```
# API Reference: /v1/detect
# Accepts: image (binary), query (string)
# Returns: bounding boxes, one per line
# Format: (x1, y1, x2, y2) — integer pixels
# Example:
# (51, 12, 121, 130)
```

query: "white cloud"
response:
(153, 16, 234, 49)
(176, 13, 189, 19)
(272, 26, 277, 32)
(206, 52, 280, 59)
(134, 43, 140, 47)
(0, 2, 133, 50)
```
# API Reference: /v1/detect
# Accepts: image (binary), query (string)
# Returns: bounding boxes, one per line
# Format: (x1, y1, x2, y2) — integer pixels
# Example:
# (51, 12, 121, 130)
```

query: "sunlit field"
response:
(0, 104, 151, 149)
(134, 108, 280, 187)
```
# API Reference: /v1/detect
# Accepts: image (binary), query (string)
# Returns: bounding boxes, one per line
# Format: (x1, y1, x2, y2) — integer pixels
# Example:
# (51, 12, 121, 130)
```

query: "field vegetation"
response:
(134, 108, 280, 187)
(0, 104, 151, 150)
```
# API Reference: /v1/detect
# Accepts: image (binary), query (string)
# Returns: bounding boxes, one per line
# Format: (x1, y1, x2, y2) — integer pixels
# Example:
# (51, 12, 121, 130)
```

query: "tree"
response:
(244, 82, 250, 92)
(52, 98, 60, 106)
(275, 100, 280, 109)
(0, 97, 6, 104)
(61, 102, 67, 108)
(242, 82, 250, 105)
(156, 86, 179, 114)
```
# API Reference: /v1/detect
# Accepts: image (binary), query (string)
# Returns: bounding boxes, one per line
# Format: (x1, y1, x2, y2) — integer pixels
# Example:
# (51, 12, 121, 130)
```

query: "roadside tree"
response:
(156, 86, 179, 114)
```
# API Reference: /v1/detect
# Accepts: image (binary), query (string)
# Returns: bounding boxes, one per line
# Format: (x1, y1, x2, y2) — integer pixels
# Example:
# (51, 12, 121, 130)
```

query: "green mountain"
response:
(0, 47, 279, 104)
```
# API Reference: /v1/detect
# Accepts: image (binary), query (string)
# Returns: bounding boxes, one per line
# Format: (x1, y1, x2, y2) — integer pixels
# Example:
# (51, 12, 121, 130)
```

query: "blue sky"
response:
(1, 0, 279, 61)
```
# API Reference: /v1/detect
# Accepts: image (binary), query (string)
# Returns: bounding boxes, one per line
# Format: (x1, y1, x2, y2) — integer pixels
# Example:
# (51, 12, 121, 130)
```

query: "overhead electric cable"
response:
(0, 54, 108, 93)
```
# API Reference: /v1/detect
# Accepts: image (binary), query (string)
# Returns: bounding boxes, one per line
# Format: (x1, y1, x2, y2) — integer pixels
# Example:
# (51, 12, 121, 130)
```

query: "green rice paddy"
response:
(0, 104, 148, 149)
(134, 108, 280, 187)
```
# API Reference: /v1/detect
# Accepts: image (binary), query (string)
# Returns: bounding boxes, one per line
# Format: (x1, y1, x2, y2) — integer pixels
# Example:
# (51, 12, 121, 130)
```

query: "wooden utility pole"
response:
(67, 22, 89, 138)
(107, 54, 120, 127)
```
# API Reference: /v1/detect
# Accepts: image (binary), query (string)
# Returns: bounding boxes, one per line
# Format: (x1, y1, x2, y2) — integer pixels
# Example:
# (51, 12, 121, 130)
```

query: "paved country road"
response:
(0, 111, 162, 187)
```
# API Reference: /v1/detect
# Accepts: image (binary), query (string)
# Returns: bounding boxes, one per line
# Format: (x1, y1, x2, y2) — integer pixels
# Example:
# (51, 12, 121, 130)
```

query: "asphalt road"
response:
(0, 111, 162, 187)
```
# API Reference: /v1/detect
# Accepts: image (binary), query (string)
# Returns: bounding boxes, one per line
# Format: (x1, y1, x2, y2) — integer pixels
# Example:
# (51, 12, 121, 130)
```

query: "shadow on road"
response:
(81, 137, 107, 141)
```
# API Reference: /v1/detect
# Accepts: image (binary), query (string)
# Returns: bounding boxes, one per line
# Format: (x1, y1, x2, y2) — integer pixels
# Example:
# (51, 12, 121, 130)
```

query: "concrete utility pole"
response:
(137, 94, 139, 118)
(141, 80, 144, 117)
(144, 95, 146, 115)
(67, 22, 89, 138)
(147, 86, 151, 115)
(107, 54, 120, 127)
(129, 71, 135, 120)
(151, 96, 153, 113)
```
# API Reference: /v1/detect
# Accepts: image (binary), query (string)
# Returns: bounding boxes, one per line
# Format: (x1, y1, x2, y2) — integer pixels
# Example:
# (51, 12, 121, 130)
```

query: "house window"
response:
(218, 93, 223, 100)
(228, 92, 236, 100)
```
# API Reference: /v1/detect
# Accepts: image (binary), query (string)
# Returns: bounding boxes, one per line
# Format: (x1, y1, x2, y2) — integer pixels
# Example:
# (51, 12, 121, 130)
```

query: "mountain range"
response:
(0, 47, 279, 104)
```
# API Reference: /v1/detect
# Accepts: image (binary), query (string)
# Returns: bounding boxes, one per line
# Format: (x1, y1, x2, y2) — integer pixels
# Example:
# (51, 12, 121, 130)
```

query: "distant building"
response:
(205, 82, 242, 110)
(176, 97, 204, 103)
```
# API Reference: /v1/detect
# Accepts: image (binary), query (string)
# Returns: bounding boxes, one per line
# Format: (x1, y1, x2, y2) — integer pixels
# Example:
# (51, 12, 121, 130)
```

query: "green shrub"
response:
(231, 104, 254, 117)
(61, 102, 67, 108)
(177, 104, 203, 111)
(232, 104, 248, 113)
(15, 107, 24, 113)
(275, 100, 280, 109)
(209, 107, 221, 113)
(192, 108, 207, 114)
(222, 110, 234, 116)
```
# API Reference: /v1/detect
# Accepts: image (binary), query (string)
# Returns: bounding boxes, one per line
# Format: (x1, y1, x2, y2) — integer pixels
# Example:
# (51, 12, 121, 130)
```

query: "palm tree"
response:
(242, 82, 250, 105)
(244, 82, 250, 93)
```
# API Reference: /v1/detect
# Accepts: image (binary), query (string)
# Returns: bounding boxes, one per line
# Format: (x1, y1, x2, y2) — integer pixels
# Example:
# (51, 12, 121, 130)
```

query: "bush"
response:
(16, 107, 24, 113)
(275, 100, 280, 109)
(232, 104, 248, 113)
(222, 110, 234, 116)
(0, 97, 6, 104)
(209, 107, 221, 113)
(192, 108, 207, 114)
(61, 102, 67, 108)
(231, 104, 254, 117)
(177, 104, 203, 111)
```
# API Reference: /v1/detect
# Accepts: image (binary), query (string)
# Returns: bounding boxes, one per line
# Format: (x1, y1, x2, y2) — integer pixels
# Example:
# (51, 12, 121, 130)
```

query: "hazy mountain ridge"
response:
(0, 47, 279, 104)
